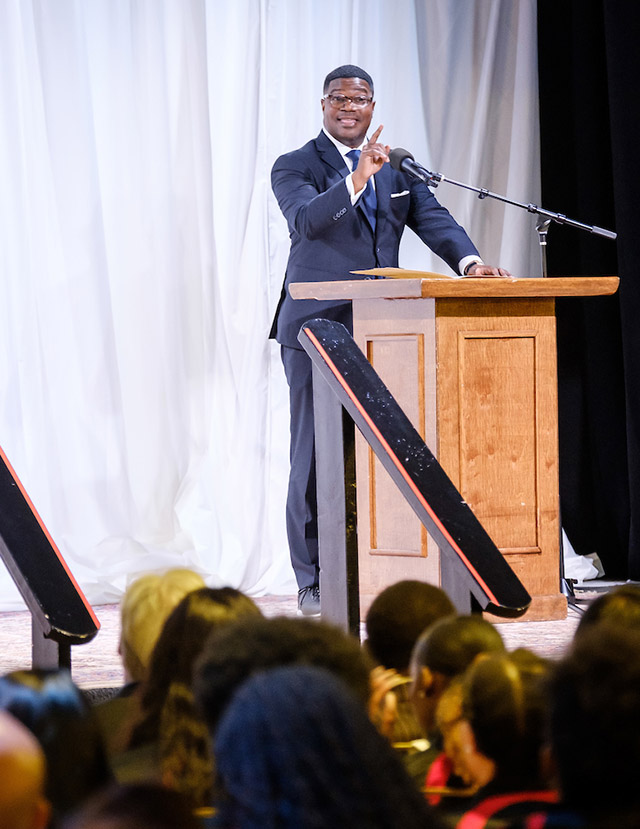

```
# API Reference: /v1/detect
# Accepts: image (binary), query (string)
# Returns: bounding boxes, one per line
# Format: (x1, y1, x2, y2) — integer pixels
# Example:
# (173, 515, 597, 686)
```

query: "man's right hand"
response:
(352, 124, 390, 192)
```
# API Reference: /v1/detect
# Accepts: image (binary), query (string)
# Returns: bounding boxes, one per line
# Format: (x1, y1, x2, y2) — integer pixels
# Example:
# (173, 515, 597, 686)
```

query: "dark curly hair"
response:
(128, 587, 261, 807)
(194, 615, 373, 735)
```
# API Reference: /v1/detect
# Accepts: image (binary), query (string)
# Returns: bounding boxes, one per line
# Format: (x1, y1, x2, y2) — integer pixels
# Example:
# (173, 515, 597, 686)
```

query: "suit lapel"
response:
(315, 130, 391, 239)
(315, 131, 348, 176)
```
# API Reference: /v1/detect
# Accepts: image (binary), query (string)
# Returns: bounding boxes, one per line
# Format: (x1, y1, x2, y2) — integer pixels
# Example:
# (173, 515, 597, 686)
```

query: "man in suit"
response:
(271, 64, 509, 615)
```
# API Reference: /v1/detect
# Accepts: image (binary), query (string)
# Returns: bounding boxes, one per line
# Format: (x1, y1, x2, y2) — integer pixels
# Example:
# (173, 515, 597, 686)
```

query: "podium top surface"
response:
(289, 270, 619, 301)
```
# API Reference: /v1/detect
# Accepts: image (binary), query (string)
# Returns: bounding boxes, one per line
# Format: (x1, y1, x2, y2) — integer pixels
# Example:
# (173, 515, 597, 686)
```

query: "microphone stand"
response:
(419, 168, 617, 277)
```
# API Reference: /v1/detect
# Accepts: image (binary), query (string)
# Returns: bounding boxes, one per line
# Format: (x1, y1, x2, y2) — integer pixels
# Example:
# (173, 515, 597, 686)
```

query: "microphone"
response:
(389, 148, 441, 186)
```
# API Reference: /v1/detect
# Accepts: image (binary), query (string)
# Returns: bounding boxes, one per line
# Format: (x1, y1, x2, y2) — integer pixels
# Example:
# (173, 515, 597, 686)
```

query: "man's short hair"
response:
(411, 614, 505, 678)
(323, 64, 374, 94)
(365, 580, 455, 672)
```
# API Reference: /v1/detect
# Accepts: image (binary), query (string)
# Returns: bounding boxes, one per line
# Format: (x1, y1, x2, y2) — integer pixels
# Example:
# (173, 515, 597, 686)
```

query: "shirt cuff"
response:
(458, 256, 484, 277)
(345, 173, 367, 206)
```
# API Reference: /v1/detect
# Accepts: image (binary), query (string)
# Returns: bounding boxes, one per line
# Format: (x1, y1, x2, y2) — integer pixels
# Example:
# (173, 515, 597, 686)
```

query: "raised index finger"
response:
(369, 124, 384, 144)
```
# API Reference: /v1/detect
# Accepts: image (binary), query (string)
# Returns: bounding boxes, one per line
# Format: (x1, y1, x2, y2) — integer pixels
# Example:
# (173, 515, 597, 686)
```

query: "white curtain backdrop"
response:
(0, 0, 540, 609)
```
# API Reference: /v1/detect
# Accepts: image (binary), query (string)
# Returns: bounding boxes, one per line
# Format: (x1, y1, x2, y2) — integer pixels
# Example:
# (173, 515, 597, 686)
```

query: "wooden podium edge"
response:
(289, 274, 619, 301)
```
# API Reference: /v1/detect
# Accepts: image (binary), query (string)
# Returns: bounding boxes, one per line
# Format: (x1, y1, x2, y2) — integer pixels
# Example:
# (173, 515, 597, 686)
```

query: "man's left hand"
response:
(464, 263, 512, 278)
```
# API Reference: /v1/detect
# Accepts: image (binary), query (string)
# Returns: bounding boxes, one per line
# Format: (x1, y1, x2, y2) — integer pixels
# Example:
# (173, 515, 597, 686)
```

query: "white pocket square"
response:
(390, 190, 410, 198)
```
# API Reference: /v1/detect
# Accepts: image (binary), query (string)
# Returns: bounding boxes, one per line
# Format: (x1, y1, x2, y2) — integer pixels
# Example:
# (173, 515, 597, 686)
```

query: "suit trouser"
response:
(281, 344, 319, 590)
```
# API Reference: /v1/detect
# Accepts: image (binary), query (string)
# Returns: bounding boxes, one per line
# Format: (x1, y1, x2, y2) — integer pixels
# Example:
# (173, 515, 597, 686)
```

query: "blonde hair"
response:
(120, 569, 206, 683)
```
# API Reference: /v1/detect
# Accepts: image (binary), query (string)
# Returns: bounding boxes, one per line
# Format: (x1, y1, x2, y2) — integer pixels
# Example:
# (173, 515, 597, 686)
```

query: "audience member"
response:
(212, 665, 441, 828)
(95, 568, 206, 758)
(428, 678, 469, 793)
(116, 587, 261, 809)
(0, 710, 50, 829)
(119, 569, 206, 685)
(0, 669, 112, 822)
(194, 614, 373, 736)
(410, 615, 505, 737)
(408, 615, 505, 789)
(365, 580, 456, 748)
(574, 583, 640, 637)
(448, 649, 557, 827)
(547, 624, 640, 826)
(62, 782, 202, 829)
(365, 581, 456, 674)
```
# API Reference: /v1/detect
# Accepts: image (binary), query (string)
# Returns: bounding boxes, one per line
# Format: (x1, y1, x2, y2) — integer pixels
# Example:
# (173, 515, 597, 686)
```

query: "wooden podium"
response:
(290, 271, 619, 621)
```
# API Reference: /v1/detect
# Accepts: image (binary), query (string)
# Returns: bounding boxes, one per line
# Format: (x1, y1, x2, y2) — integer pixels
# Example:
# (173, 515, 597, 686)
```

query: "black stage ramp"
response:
(299, 318, 531, 635)
(0, 446, 99, 669)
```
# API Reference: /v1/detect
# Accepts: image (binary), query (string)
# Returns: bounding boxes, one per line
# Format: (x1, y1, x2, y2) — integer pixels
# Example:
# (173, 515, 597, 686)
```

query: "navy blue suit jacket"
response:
(271, 130, 479, 348)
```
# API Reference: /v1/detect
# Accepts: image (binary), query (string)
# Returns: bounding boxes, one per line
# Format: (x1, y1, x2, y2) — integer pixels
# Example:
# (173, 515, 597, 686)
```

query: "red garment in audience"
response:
(424, 752, 453, 806)
(456, 790, 559, 829)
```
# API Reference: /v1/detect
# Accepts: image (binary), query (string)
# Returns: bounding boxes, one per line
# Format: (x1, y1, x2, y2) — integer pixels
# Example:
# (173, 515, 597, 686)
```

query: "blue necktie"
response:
(347, 149, 377, 232)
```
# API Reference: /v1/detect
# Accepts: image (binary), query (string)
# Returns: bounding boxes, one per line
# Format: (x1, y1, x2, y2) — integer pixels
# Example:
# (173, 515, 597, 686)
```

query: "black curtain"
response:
(537, 0, 640, 577)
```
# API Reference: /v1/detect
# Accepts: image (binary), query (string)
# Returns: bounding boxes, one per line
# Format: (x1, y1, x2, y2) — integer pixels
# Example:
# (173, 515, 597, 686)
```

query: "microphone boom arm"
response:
(388, 146, 616, 276)
(424, 168, 617, 241)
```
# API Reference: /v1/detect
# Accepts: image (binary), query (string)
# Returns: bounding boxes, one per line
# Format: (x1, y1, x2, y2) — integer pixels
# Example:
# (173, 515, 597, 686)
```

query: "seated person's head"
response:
(130, 587, 262, 807)
(143, 586, 262, 708)
(119, 569, 206, 683)
(365, 580, 455, 673)
(409, 615, 504, 737)
(455, 649, 551, 791)
(194, 615, 373, 736)
(212, 665, 438, 829)
(574, 584, 640, 639)
(62, 782, 201, 829)
(550, 624, 640, 820)
(0, 670, 112, 820)
(0, 710, 50, 829)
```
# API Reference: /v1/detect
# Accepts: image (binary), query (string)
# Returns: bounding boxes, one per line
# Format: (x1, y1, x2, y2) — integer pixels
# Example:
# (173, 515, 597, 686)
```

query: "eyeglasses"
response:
(323, 94, 373, 108)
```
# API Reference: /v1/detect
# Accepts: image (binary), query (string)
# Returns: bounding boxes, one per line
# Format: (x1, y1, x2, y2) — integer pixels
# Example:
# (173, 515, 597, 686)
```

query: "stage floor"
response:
(0, 588, 607, 690)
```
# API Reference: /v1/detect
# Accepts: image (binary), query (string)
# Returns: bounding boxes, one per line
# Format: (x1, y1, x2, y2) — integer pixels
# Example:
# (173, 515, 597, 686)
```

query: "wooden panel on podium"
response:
(435, 297, 563, 621)
(290, 273, 619, 621)
(349, 296, 439, 603)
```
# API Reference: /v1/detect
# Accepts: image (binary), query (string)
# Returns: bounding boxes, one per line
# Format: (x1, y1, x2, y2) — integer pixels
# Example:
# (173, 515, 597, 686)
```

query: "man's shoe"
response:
(297, 584, 320, 617)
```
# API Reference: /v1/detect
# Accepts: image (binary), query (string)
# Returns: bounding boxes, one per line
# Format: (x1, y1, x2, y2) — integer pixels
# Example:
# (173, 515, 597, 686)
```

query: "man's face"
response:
(321, 77, 375, 148)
